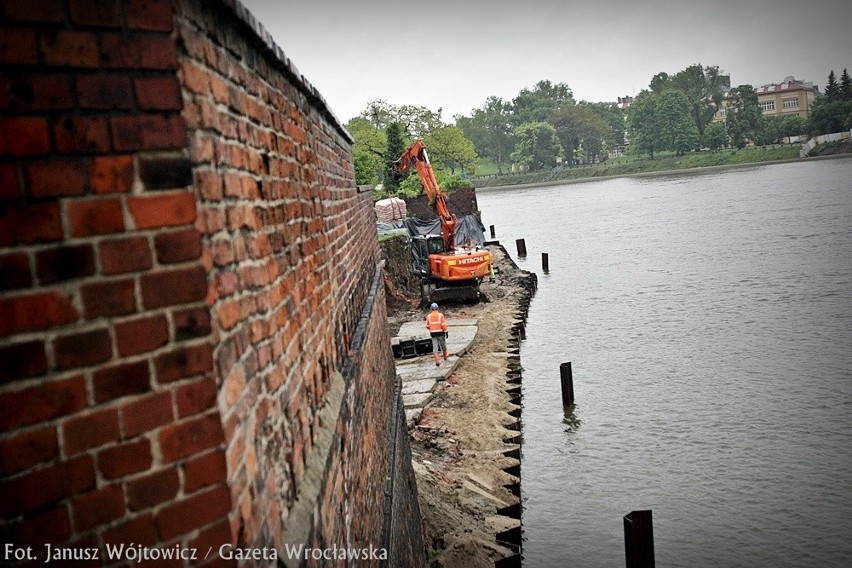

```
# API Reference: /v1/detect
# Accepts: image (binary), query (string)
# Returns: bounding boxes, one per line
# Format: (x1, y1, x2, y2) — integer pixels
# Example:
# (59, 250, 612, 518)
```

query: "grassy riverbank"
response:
(472, 146, 802, 188)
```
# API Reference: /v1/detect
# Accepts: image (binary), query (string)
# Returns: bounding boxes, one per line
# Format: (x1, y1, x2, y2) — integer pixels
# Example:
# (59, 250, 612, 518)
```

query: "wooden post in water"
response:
(542, 253, 549, 273)
(490, 225, 496, 239)
(560, 362, 574, 406)
(624, 510, 655, 568)
(516, 238, 527, 257)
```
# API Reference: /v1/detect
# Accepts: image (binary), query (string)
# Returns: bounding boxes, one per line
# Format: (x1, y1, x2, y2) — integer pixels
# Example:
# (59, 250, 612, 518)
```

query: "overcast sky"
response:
(241, 0, 852, 123)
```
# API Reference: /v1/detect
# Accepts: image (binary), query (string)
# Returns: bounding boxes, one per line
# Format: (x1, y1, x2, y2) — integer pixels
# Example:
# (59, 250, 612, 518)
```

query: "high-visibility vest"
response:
(425, 311, 447, 333)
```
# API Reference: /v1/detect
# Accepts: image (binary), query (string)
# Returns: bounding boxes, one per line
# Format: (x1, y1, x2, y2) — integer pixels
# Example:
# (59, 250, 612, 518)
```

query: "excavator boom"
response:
(393, 140, 493, 304)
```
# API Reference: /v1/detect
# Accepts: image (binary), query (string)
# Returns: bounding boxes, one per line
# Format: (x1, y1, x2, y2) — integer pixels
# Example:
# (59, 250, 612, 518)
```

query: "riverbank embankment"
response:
(383, 244, 536, 567)
(476, 151, 852, 192)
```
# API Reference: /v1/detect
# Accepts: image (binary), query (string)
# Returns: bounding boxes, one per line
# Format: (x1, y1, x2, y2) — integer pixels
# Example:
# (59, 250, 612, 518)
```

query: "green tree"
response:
(657, 90, 699, 155)
(725, 85, 762, 148)
(456, 96, 514, 173)
(808, 99, 852, 134)
(825, 70, 840, 101)
(703, 121, 727, 151)
(424, 125, 478, 175)
(384, 121, 408, 193)
(512, 80, 574, 126)
(510, 122, 562, 171)
(780, 114, 806, 139)
(757, 115, 784, 146)
(359, 99, 443, 138)
(840, 68, 852, 101)
(627, 92, 661, 158)
(553, 103, 611, 164)
(649, 64, 727, 148)
(347, 117, 387, 185)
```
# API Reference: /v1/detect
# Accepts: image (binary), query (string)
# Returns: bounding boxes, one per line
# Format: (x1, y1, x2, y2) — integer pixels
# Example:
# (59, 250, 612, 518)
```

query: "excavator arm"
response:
(393, 140, 457, 251)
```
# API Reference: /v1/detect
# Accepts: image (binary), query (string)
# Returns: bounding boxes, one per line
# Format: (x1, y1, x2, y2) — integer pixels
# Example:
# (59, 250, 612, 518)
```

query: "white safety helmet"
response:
(430, 303, 439, 309)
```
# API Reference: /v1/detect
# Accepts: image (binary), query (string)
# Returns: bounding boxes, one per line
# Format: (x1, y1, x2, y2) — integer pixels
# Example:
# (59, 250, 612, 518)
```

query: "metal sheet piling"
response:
(560, 362, 574, 406)
(624, 510, 655, 568)
(516, 238, 527, 257)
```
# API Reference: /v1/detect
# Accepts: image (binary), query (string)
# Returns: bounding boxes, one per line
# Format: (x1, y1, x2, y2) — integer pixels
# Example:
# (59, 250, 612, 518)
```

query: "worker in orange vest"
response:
(425, 302, 449, 366)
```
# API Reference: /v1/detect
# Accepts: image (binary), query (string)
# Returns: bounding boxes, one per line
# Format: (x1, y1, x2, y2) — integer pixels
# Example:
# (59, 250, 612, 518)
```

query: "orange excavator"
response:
(393, 140, 493, 304)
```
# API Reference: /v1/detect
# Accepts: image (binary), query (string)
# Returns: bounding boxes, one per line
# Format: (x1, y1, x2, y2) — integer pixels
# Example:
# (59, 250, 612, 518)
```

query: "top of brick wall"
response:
(221, 0, 352, 144)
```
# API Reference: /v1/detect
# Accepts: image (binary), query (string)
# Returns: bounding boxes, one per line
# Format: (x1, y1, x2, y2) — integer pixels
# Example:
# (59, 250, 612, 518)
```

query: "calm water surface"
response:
(478, 158, 852, 568)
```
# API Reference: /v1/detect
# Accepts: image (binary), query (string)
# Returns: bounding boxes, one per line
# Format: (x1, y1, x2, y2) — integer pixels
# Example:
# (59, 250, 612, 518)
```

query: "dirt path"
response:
(387, 246, 536, 567)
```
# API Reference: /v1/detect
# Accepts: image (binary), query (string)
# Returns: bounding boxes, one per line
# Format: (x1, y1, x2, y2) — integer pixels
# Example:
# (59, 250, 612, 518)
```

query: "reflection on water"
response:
(480, 158, 852, 568)
(562, 404, 581, 432)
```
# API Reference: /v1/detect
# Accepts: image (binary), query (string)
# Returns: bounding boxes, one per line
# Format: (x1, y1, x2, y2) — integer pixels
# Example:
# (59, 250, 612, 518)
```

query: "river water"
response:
(477, 158, 852, 568)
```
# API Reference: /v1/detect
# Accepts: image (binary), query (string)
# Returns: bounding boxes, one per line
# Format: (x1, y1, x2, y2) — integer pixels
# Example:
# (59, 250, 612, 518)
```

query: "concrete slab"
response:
(396, 355, 459, 382)
(402, 378, 437, 396)
(403, 392, 433, 409)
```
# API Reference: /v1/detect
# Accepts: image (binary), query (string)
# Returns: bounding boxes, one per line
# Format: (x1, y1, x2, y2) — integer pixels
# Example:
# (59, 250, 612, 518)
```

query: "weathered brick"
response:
(173, 306, 211, 340)
(81, 278, 136, 319)
(155, 227, 202, 264)
(111, 114, 186, 151)
(0, 455, 95, 517)
(183, 450, 227, 494)
(99, 236, 153, 274)
(158, 413, 224, 463)
(135, 76, 182, 110)
(67, 197, 124, 236)
(175, 378, 217, 418)
(68, 0, 122, 27)
(0, 426, 58, 475)
(77, 74, 135, 109)
(0, 117, 50, 155)
(53, 115, 111, 154)
(155, 485, 231, 540)
(0, 376, 86, 430)
(7, 74, 74, 111)
(124, 0, 174, 32)
(53, 327, 112, 370)
(115, 314, 169, 356)
(138, 154, 193, 190)
(62, 407, 120, 456)
(0, 291, 77, 337)
(141, 265, 207, 308)
(97, 438, 152, 479)
(127, 467, 179, 511)
(35, 243, 96, 284)
(92, 360, 150, 403)
(0, 163, 20, 198)
(9, 506, 71, 549)
(121, 391, 173, 438)
(90, 155, 134, 194)
(24, 159, 86, 197)
(129, 192, 196, 228)
(154, 342, 213, 383)
(0, 202, 63, 245)
(189, 518, 234, 558)
(0, 252, 31, 290)
(72, 485, 126, 532)
(0, 28, 39, 65)
(102, 513, 158, 547)
(40, 30, 100, 67)
(3, 0, 65, 23)
(0, 339, 47, 383)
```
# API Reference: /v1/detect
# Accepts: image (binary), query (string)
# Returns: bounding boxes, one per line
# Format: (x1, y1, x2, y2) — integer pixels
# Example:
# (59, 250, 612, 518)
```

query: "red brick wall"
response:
(1, 0, 422, 564)
(0, 0, 231, 557)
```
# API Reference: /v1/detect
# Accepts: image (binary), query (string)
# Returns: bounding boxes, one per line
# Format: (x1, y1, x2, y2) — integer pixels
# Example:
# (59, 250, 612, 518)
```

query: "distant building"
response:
(755, 76, 819, 119)
(617, 95, 634, 110)
(713, 76, 820, 122)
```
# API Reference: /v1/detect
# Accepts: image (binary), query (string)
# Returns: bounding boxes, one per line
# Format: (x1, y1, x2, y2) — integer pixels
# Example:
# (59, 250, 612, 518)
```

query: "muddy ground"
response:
(383, 242, 535, 567)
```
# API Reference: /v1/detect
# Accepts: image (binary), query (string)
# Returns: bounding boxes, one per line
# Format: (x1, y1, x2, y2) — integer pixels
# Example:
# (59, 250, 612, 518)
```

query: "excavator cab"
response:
(410, 234, 445, 276)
